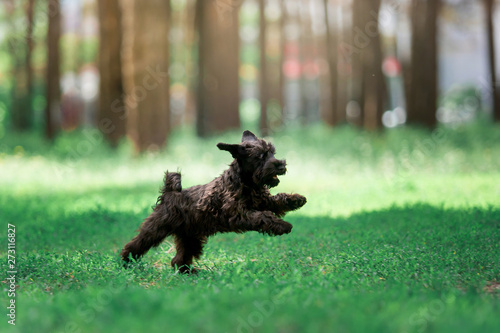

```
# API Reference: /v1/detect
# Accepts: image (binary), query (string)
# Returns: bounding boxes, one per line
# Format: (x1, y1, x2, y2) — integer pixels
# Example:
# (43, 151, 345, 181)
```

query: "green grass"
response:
(1, 123, 500, 333)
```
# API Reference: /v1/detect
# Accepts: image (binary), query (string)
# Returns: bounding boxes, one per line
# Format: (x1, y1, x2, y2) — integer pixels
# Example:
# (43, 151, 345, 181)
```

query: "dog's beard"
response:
(250, 158, 287, 189)
(257, 168, 285, 188)
(264, 175, 280, 188)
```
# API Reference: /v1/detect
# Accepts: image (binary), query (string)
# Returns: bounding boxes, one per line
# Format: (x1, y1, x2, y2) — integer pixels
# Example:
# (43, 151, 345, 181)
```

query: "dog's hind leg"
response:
(171, 235, 206, 274)
(121, 209, 173, 263)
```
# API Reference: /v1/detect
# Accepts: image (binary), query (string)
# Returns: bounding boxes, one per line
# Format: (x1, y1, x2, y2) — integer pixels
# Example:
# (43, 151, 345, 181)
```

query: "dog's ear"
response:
(241, 130, 258, 142)
(217, 143, 247, 159)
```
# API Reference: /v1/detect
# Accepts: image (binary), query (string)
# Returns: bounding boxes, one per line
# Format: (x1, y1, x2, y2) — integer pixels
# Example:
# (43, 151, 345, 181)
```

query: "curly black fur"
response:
(120, 130, 307, 273)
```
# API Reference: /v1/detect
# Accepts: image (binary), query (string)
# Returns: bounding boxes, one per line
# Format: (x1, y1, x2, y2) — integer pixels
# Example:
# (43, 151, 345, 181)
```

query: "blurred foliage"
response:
(60, 35, 98, 73)
(3, 121, 500, 171)
(438, 85, 484, 124)
(0, 0, 49, 129)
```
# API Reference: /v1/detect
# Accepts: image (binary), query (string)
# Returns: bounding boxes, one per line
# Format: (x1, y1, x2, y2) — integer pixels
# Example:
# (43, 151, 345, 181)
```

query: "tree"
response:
(484, 0, 499, 122)
(278, 0, 287, 127)
(350, 0, 364, 127)
(406, 0, 440, 128)
(46, 0, 61, 140)
(350, 0, 386, 129)
(121, 0, 170, 152)
(196, 0, 240, 136)
(97, 0, 125, 147)
(183, 0, 198, 125)
(336, 0, 350, 125)
(360, 0, 385, 130)
(323, 0, 339, 126)
(9, 0, 35, 131)
(297, 0, 315, 124)
(259, 0, 269, 136)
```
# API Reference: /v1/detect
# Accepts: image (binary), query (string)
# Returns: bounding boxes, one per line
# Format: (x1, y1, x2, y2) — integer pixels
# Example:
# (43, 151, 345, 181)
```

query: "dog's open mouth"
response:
(261, 166, 286, 188)
(265, 170, 285, 187)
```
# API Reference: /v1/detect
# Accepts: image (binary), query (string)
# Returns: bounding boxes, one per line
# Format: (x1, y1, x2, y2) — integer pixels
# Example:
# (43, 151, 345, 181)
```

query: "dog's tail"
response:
(155, 172, 182, 205)
(162, 171, 182, 193)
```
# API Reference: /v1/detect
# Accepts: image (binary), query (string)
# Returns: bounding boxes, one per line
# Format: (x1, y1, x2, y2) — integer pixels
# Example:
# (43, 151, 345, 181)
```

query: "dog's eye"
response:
(259, 153, 264, 159)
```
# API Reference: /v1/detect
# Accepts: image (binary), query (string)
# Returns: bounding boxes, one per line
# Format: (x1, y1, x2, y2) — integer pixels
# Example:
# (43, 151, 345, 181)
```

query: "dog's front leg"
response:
(231, 211, 293, 236)
(265, 193, 307, 216)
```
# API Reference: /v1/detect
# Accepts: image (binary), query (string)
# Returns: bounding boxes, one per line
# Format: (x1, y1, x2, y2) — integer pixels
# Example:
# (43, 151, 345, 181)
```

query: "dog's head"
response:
(217, 130, 287, 188)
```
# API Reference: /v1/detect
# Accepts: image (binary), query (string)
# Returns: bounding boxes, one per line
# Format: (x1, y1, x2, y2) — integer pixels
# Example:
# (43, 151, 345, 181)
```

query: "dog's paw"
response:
(287, 194, 307, 210)
(175, 265, 200, 275)
(269, 221, 293, 236)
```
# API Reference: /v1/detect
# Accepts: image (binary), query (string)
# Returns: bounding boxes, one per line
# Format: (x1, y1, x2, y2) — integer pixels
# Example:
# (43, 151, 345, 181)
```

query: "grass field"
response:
(1, 124, 500, 333)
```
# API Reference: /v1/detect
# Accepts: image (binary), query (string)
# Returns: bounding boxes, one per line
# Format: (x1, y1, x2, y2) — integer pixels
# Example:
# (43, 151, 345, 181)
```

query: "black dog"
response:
(121, 130, 307, 273)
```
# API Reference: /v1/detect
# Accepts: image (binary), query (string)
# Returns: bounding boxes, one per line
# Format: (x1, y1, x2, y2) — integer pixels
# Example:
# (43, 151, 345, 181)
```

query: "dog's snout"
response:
(270, 158, 283, 165)
(274, 159, 287, 173)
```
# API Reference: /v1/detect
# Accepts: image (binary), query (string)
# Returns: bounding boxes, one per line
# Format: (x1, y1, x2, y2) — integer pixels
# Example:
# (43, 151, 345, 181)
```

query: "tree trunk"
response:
(361, 0, 384, 130)
(97, 0, 125, 147)
(196, 0, 241, 137)
(278, 0, 287, 126)
(485, 0, 499, 122)
(336, 0, 350, 124)
(350, 0, 364, 127)
(323, 0, 339, 126)
(406, 0, 440, 128)
(25, 0, 35, 128)
(46, 0, 61, 140)
(121, 0, 170, 153)
(184, 0, 198, 126)
(350, 0, 385, 129)
(11, 0, 35, 131)
(259, 0, 268, 136)
(298, 0, 317, 125)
